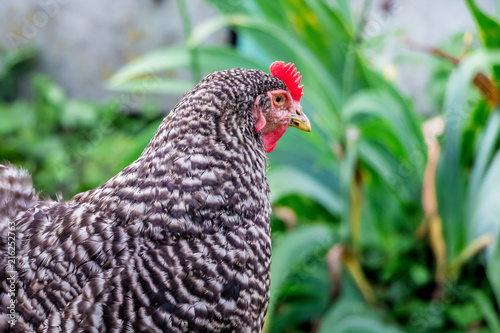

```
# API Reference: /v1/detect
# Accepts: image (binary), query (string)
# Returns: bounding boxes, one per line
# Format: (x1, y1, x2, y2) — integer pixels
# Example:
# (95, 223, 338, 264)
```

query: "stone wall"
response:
(1, 1, 498, 113)
(0, 0, 227, 110)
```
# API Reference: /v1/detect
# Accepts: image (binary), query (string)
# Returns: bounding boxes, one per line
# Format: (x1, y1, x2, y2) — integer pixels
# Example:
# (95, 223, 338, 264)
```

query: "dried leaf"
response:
(422, 117, 444, 218)
(327, 245, 344, 301)
(473, 72, 499, 107)
(272, 206, 297, 230)
(419, 117, 447, 283)
(447, 234, 492, 278)
(408, 41, 499, 107)
(429, 215, 447, 283)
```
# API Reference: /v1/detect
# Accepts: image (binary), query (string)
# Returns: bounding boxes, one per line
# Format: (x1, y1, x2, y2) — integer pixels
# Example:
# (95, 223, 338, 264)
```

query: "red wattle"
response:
(262, 125, 287, 153)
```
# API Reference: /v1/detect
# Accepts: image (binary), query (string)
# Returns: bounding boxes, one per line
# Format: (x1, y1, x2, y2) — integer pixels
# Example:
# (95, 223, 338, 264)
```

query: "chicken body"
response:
(0, 68, 305, 332)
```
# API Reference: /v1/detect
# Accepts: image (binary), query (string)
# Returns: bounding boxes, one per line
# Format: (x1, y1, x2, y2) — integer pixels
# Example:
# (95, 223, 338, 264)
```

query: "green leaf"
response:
(270, 300, 326, 332)
(358, 140, 413, 201)
(61, 100, 98, 128)
(108, 45, 265, 91)
(344, 91, 422, 157)
(0, 46, 36, 78)
(190, 14, 343, 115)
(329, 0, 353, 27)
(467, 109, 500, 218)
(109, 79, 194, 94)
(0, 100, 35, 134)
(446, 302, 483, 328)
(318, 299, 403, 333)
(202, 0, 246, 14)
(487, 234, 500, 308)
(267, 224, 335, 326)
(33, 74, 65, 108)
(465, 0, 500, 79)
(108, 45, 189, 87)
(437, 50, 500, 258)
(267, 166, 343, 217)
(270, 264, 330, 332)
(469, 150, 500, 242)
(469, 147, 500, 305)
(471, 290, 500, 333)
(339, 138, 358, 240)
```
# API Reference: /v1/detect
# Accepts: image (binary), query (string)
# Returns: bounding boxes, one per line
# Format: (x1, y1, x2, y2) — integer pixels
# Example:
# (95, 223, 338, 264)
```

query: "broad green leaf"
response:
(0, 100, 35, 134)
(469, 147, 500, 305)
(332, 317, 404, 333)
(0, 47, 37, 101)
(270, 300, 326, 333)
(108, 45, 189, 87)
(108, 79, 194, 94)
(318, 299, 403, 333)
(267, 224, 334, 326)
(344, 91, 422, 157)
(339, 138, 358, 240)
(357, 140, 414, 201)
(269, 123, 340, 187)
(446, 302, 483, 328)
(467, 109, 500, 218)
(234, 28, 343, 139)
(488, 239, 500, 309)
(267, 166, 342, 217)
(196, 46, 265, 72)
(365, 68, 425, 150)
(33, 74, 65, 108)
(437, 50, 500, 258)
(471, 290, 500, 332)
(189, 15, 342, 115)
(329, 0, 353, 27)
(469, 142, 500, 244)
(276, 0, 353, 72)
(202, 0, 246, 14)
(61, 100, 98, 128)
(270, 264, 330, 332)
(108, 46, 264, 89)
(244, 0, 288, 26)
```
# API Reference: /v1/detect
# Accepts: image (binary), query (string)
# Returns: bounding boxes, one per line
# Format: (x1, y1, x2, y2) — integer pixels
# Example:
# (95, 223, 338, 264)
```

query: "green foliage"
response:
(268, 224, 335, 331)
(318, 298, 403, 333)
(465, 0, 500, 79)
(0, 52, 162, 197)
(268, 166, 342, 217)
(3, 0, 500, 331)
(0, 47, 36, 101)
(106, 0, 500, 331)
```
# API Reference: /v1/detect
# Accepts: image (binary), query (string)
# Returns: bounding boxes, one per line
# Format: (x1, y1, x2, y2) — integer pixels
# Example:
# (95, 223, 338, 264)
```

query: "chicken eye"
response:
(273, 94, 286, 105)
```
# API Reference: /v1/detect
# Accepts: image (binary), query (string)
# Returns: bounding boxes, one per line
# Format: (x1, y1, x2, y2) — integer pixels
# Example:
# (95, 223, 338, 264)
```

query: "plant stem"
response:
(447, 234, 492, 278)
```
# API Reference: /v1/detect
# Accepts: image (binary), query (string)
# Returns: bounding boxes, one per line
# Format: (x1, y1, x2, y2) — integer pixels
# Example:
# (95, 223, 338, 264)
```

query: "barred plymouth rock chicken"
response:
(0, 61, 310, 332)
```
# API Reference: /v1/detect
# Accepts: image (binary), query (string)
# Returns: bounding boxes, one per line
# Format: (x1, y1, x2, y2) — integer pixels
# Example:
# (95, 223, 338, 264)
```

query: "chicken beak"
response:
(288, 106, 311, 132)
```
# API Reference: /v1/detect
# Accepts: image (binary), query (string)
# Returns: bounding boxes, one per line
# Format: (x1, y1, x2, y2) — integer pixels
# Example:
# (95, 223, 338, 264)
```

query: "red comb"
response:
(270, 61, 303, 102)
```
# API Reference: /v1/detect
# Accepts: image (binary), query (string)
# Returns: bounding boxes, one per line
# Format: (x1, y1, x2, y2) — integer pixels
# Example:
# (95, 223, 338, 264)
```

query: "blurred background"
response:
(1, 0, 500, 332)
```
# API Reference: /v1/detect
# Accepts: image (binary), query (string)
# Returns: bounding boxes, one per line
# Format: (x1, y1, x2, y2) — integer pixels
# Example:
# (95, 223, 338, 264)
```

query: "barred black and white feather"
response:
(0, 68, 288, 332)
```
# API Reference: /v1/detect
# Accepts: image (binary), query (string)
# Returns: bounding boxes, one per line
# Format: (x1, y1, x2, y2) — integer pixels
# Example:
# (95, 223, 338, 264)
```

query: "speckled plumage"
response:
(0, 68, 290, 332)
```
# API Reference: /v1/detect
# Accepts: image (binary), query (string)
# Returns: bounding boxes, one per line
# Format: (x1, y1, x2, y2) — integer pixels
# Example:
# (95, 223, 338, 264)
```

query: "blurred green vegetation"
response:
(2, 0, 500, 332)
(0, 48, 163, 197)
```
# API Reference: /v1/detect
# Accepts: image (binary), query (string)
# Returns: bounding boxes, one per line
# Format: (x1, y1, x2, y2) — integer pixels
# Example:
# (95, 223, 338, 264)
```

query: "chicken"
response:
(0, 61, 310, 332)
